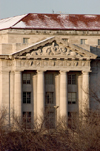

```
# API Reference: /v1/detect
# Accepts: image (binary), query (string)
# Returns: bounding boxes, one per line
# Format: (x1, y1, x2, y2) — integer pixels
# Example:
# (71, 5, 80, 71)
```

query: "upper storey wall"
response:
(0, 29, 100, 54)
(0, 33, 8, 43)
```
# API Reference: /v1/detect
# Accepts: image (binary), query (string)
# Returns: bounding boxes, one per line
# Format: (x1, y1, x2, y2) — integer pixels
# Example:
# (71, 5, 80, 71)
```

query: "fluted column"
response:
(82, 71, 89, 112)
(60, 71, 68, 121)
(37, 70, 45, 122)
(14, 71, 22, 117)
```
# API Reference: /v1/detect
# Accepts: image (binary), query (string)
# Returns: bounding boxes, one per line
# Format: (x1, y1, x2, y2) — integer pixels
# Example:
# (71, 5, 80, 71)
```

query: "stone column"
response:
(14, 71, 22, 118)
(0, 71, 10, 125)
(10, 71, 14, 125)
(37, 70, 45, 123)
(59, 71, 68, 122)
(82, 71, 89, 113)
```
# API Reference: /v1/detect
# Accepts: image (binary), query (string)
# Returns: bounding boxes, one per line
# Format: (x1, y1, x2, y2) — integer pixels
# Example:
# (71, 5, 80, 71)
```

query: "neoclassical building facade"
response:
(0, 13, 100, 128)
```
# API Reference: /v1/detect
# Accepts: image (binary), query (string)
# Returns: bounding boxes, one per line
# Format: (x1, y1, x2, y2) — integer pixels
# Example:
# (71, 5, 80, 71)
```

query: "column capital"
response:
(59, 70, 69, 74)
(82, 70, 91, 75)
(0, 70, 10, 74)
(14, 70, 23, 73)
(37, 70, 46, 73)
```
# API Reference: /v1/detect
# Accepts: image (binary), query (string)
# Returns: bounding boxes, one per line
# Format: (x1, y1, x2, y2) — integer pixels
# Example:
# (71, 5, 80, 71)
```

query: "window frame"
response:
(23, 92, 31, 104)
(68, 74, 76, 85)
(68, 92, 77, 104)
(62, 38, 68, 43)
(98, 39, 100, 45)
(23, 73, 31, 84)
(45, 92, 54, 105)
(45, 73, 54, 85)
(23, 112, 31, 129)
(45, 110, 55, 129)
(80, 39, 86, 44)
(23, 38, 29, 44)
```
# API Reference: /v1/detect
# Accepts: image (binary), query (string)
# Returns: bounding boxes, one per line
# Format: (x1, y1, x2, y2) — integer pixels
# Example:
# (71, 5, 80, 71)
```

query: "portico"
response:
(0, 37, 97, 128)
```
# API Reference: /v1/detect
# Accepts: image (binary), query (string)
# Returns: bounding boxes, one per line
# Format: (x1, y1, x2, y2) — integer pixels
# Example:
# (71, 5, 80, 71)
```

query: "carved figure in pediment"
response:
(61, 47, 67, 53)
(26, 53, 31, 57)
(46, 47, 52, 55)
(37, 49, 42, 55)
(51, 42, 56, 55)
(24, 41, 88, 58)
(31, 51, 36, 56)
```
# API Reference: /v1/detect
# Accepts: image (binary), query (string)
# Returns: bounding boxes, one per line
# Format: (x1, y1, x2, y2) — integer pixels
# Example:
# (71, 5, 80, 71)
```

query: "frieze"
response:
(6, 60, 90, 68)
(17, 60, 89, 67)
(6, 61, 13, 66)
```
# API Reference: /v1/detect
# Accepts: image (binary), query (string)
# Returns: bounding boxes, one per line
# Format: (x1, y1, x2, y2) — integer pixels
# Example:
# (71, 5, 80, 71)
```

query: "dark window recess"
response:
(45, 73, 54, 84)
(23, 92, 31, 104)
(80, 39, 86, 44)
(68, 92, 76, 104)
(23, 74, 31, 84)
(23, 38, 29, 44)
(68, 74, 76, 85)
(23, 112, 31, 129)
(45, 111, 55, 129)
(98, 39, 100, 45)
(45, 92, 54, 104)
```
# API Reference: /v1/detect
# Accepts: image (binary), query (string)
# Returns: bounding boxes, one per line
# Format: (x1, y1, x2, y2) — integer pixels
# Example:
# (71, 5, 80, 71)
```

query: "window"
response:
(45, 73, 54, 84)
(68, 74, 76, 85)
(98, 39, 100, 45)
(80, 39, 86, 44)
(62, 38, 68, 43)
(23, 74, 31, 84)
(23, 38, 29, 44)
(68, 92, 77, 104)
(23, 92, 31, 104)
(45, 92, 54, 104)
(68, 112, 77, 128)
(23, 112, 31, 129)
(45, 111, 55, 129)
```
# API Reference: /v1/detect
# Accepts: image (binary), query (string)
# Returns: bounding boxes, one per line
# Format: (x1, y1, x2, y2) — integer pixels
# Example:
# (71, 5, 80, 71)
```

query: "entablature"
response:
(2, 59, 90, 72)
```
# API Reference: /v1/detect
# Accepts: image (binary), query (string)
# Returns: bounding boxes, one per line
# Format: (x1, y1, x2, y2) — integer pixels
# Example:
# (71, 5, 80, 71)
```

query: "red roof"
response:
(1, 13, 100, 30)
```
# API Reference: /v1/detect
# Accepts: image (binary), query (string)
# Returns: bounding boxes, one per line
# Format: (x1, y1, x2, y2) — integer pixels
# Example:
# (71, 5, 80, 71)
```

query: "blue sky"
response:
(1, 0, 100, 19)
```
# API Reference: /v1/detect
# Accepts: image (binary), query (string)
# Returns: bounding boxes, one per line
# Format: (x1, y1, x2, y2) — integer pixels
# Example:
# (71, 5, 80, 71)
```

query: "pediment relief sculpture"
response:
(25, 42, 84, 58)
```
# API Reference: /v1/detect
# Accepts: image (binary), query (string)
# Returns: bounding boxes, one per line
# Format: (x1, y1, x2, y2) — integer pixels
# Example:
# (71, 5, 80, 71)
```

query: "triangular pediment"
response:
(10, 37, 97, 60)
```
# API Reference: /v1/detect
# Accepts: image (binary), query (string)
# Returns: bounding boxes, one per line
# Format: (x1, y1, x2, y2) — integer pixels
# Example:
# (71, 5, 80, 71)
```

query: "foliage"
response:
(0, 110, 100, 151)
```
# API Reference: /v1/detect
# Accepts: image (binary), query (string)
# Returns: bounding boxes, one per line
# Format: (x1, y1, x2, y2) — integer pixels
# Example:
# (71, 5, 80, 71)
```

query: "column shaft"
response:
(37, 71, 45, 121)
(82, 71, 89, 112)
(60, 71, 68, 119)
(0, 71, 10, 125)
(14, 71, 22, 117)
